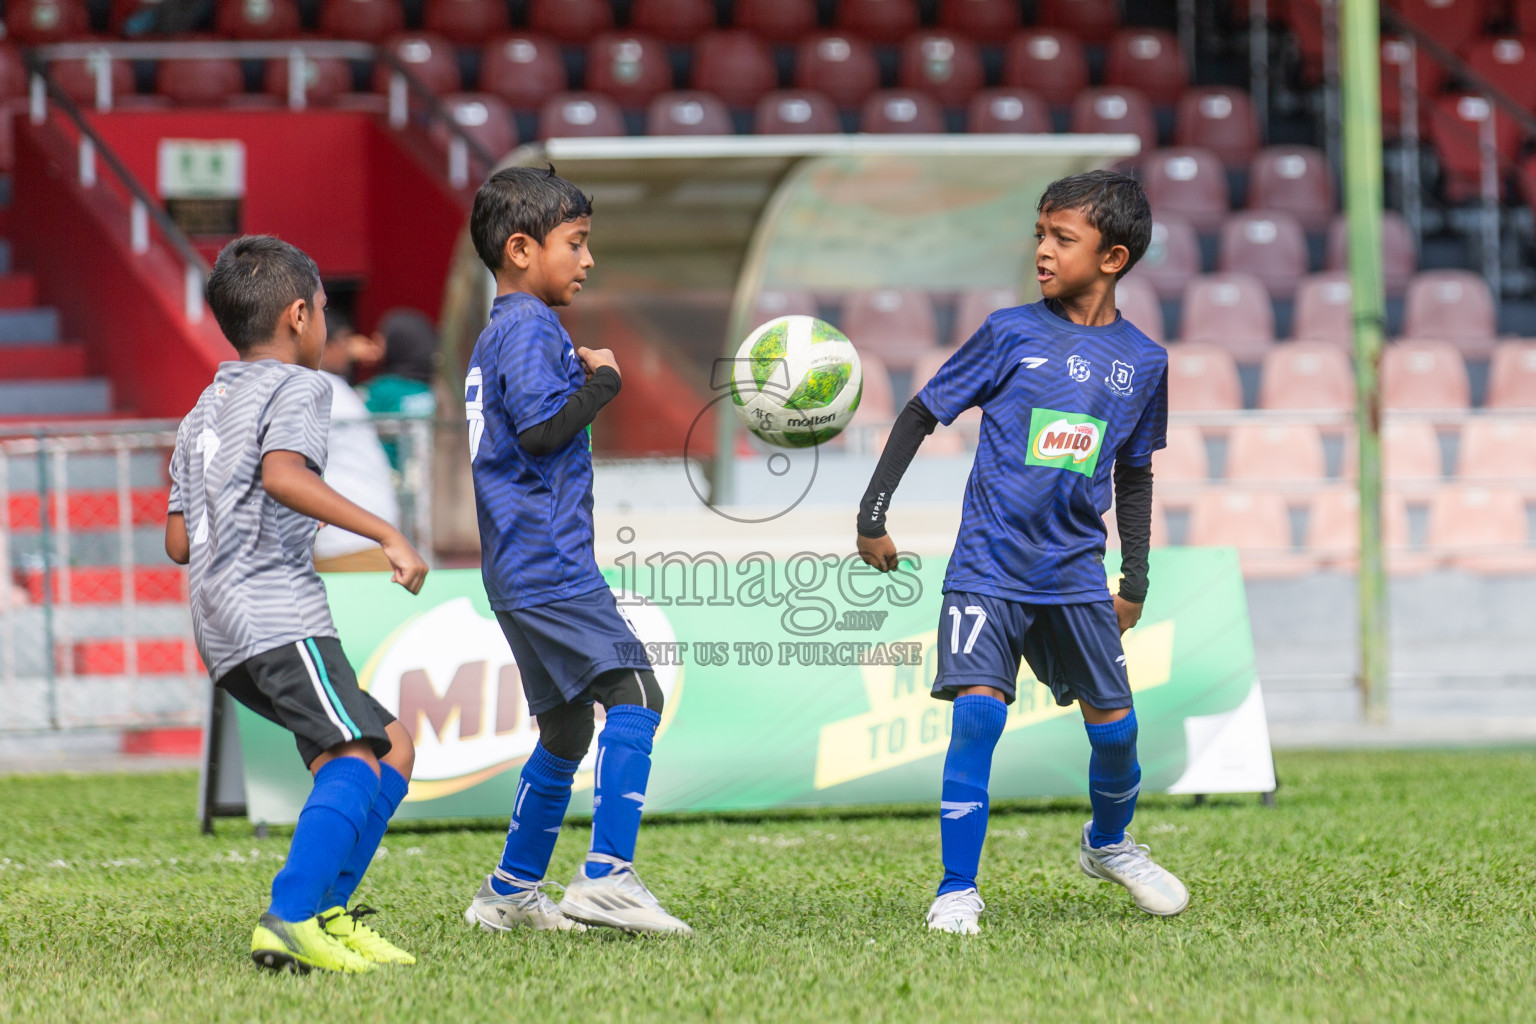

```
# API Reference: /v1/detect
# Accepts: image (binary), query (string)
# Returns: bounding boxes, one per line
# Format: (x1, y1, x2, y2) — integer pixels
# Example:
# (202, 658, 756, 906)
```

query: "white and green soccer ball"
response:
(729, 315, 863, 448)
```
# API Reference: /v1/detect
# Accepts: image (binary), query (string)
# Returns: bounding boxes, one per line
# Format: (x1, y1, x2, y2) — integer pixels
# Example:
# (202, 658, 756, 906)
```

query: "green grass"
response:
(2, 750, 1534, 1023)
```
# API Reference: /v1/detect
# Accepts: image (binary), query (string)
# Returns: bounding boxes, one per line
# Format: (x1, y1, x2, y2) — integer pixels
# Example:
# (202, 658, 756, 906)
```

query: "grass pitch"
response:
(1, 750, 1533, 1023)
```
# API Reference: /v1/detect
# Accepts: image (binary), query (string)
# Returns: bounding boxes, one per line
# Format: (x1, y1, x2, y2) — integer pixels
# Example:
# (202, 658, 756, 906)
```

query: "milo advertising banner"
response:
(228, 547, 1275, 825)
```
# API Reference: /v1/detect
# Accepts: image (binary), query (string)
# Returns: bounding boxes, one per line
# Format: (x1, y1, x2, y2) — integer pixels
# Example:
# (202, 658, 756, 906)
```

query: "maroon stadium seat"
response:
(861, 89, 944, 133)
(795, 33, 880, 109)
(1188, 490, 1308, 578)
(1227, 421, 1328, 482)
(1180, 272, 1275, 361)
(1392, 0, 1488, 55)
(646, 90, 733, 134)
(630, 0, 715, 43)
(1403, 270, 1498, 358)
(898, 31, 983, 109)
(1459, 417, 1536, 483)
(1164, 342, 1242, 411)
(1116, 274, 1165, 342)
(1382, 339, 1471, 410)
(1325, 210, 1417, 295)
(538, 90, 626, 137)
(1486, 341, 1536, 408)
(1152, 422, 1208, 481)
(1003, 30, 1088, 108)
(841, 290, 939, 371)
(1290, 272, 1353, 344)
(157, 58, 245, 105)
(692, 30, 777, 108)
(951, 287, 1016, 346)
(51, 55, 136, 106)
(1462, 35, 1536, 110)
(1105, 29, 1187, 107)
(424, 0, 508, 45)
(587, 33, 671, 108)
(1258, 340, 1354, 412)
(754, 90, 841, 134)
(435, 93, 518, 159)
(264, 56, 353, 105)
(837, 0, 919, 44)
(937, 0, 1019, 38)
(481, 34, 567, 110)
(320, 0, 404, 42)
(1249, 146, 1334, 231)
(1070, 87, 1156, 154)
(1142, 147, 1229, 233)
(1431, 92, 1521, 202)
(734, 0, 817, 43)
(5, 0, 88, 45)
(1380, 419, 1444, 484)
(1135, 213, 1202, 300)
(0, 44, 26, 101)
(527, 0, 613, 43)
(1218, 211, 1309, 299)
(1308, 489, 1418, 571)
(1174, 87, 1259, 168)
(1379, 36, 1445, 135)
(966, 88, 1049, 133)
(216, 0, 301, 39)
(1036, 0, 1119, 43)
(373, 33, 461, 94)
(1428, 486, 1536, 574)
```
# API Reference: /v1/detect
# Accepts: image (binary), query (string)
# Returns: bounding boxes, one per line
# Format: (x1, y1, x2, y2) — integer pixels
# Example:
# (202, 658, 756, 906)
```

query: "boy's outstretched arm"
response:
(261, 450, 429, 594)
(1112, 460, 1154, 633)
(855, 396, 939, 572)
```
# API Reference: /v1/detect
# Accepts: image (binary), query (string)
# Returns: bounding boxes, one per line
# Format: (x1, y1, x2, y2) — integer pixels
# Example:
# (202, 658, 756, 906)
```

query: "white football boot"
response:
(925, 888, 984, 934)
(557, 853, 693, 935)
(1077, 821, 1190, 917)
(464, 871, 588, 932)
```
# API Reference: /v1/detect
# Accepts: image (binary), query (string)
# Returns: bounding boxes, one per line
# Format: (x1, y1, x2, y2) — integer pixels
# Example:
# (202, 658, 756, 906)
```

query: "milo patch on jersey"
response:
(1025, 408, 1107, 476)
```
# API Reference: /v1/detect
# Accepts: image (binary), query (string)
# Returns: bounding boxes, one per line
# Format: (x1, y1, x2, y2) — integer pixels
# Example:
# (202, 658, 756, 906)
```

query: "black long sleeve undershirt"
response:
(517, 366, 622, 457)
(857, 396, 938, 539)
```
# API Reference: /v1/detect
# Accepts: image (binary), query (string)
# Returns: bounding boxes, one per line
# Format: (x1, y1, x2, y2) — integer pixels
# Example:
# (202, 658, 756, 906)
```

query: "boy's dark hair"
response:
(1037, 170, 1152, 279)
(204, 235, 322, 353)
(471, 165, 593, 273)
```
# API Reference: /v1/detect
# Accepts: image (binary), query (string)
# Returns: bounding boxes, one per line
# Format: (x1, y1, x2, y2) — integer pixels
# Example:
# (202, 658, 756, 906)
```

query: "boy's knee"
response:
(587, 668, 664, 715)
(383, 719, 416, 780)
(536, 702, 595, 761)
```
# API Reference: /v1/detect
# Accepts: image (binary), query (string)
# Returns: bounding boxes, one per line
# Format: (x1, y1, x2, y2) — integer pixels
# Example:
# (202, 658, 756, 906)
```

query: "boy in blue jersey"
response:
(460, 167, 691, 936)
(855, 171, 1188, 932)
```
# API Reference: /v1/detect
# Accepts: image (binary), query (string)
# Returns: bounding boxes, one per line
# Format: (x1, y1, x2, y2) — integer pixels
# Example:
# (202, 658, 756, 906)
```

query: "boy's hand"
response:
(1114, 595, 1142, 634)
(576, 347, 620, 380)
(857, 533, 900, 573)
(382, 530, 429, 595)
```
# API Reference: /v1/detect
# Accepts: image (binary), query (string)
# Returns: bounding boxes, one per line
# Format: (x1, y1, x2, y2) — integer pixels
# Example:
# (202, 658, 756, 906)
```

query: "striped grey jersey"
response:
(168, 359, 338, 680)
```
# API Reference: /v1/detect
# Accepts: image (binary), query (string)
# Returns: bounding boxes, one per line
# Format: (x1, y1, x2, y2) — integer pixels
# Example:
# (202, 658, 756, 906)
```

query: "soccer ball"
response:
(729, 315, 863, 448)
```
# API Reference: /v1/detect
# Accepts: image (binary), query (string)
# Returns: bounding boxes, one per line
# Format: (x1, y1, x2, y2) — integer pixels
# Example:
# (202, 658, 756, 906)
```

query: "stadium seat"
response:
(373, 34, 461, 95)
(1002, 30, 1089, 108)
(647, 90, 733, 135)
(795, 34, 880, 109)
(527, 0, 613, 43)
(1163, 342, 1242, 411)
(1391, 0, 1487, 55)
(937, 0, 1020, 38)
(1402, 270, 1498, 358)
(1227, 422, 1328, 482)
(853, 348, 897, 420)
(861, 90, 945, 133)
(216, 0, 301, 39)
(1380, 36, 1445, 135)
(753, 289, 818, 322)
(1142, 147, 1229, 232)
(631, 0, 716, 43)
(965, 88, 1050, 133)
(1249, 146, 1335, 232)
(841, 290, 939, 371)
(898, 32, 983, 109)
(51, 55, 136, 107)
(1291, 272, 1353, 344)
(1458, 417, 1536, 485)
(4, 0, 88, 45)
(1174, 87, 1259, 168)
(837, 0, 919, 44)
(157, 58, 245, 106)
(1105, 29, 1187, 107)
(1324, 211, 1417, 296)
(1115, 274, 1165, 343)
(435, 93, 518, 159)
(481, 34, 568, 110)
(1218, 211, 1309, 299)
(0, 43, 25, 101)
(1382, 339, 1471, 410)
(1135, 215, 1201, 301)
(1258, 340, 1354, 412)
(263, 56, 354, 106)
(1462, 36, 1536, 110)
(1430, 93, 1520, 202)
(1486, 341, 1536, 408)
(538, 91, 626, 138)
(1180, 273, 1274, 363)
(320, 0, 405, 43)
(1153, 423, 1209, 481)
(1036, 0, 1119, 43)
(734, 0, 817, 42)
(1069, 88, 1157, 155)
(952, 287, 1016, 346)
(754, 90, 841, 134)
(692, 30, 778, 108)
(1187, 490, 1308, 578)
(423, 0, 508, 45)
(1307, 488, 1417, 571)
(1427, 486, 1536, 573)
(587, 34, 672, 109)
(1383, 419, 1445, 484)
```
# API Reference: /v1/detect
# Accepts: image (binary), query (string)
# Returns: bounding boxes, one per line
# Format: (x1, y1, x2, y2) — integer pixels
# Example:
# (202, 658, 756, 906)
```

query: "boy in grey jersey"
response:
(166, 236, 429, 974)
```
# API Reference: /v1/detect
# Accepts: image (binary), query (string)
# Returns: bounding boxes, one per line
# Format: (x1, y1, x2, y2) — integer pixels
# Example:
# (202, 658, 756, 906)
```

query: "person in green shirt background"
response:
(358, 309, 439, 471)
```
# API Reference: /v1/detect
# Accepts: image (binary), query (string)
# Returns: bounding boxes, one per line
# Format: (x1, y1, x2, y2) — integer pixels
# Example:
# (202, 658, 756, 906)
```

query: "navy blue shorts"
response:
(495, 586, 653, 716)
(931, 591, 1132, 711)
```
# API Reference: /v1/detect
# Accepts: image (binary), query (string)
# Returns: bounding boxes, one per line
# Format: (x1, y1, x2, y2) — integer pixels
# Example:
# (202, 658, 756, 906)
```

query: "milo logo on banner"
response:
(1025, 408, 1108, 476)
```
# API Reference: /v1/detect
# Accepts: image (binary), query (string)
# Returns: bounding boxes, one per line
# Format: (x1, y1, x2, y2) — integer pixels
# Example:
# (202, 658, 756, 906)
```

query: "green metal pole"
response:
(1341, 0, 1390, 724)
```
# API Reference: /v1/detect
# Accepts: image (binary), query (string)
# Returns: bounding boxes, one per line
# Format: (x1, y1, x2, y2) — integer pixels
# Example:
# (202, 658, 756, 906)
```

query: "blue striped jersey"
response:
(466, 291, 607, 611)
(917, 299, 1168, 604)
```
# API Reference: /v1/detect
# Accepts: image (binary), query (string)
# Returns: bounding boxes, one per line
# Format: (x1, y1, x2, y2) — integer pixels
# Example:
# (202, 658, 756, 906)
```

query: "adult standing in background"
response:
(358, 309, 440, 473)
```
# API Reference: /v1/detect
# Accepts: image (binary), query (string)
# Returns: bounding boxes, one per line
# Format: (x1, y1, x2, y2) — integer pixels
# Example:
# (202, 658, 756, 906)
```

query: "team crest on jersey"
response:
(1025, 407, 1107, 477)
(1105, 360, 1135, 396)
(1066, 354, 1092, 382)
(214, 383, 227, 398)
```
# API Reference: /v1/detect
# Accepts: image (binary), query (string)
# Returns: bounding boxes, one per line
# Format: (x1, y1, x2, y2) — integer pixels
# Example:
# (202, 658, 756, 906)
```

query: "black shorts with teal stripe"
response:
(217, 636, 394, 767)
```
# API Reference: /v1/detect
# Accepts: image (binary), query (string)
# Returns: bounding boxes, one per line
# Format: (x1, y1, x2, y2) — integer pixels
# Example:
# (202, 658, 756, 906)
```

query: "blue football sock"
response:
(491, 742, 580, 893)
(268, 756, 378, 923)
(586, 704, 660, 877)
(937, 694, 1008, 896)
(322, 762, 409, 909)
(1085, 709, 1141, 848)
